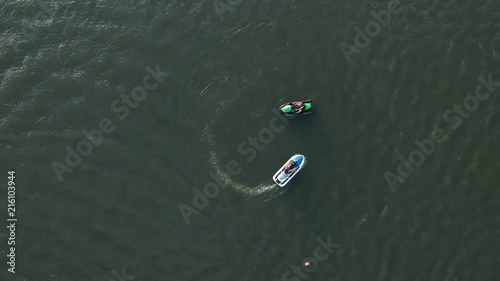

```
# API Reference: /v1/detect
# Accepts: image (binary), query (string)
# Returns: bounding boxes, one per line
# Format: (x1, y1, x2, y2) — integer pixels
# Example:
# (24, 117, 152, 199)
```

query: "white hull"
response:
(272, 154, 306, 187)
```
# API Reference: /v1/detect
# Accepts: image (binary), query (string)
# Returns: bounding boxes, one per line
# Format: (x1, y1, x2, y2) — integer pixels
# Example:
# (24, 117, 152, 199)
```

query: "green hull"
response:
(279, 100, 316, 116)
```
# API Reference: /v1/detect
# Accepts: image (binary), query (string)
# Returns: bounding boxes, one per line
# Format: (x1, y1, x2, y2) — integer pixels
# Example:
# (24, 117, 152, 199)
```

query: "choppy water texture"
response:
(0, 0, 499, 280)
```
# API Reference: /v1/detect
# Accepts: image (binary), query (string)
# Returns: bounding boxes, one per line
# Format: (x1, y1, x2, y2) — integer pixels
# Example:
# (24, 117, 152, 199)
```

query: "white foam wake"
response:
(203, 126, 287, 200)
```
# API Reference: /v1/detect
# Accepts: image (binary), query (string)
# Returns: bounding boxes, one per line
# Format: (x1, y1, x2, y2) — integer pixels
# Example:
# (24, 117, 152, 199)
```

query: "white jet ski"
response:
(272, 154, 306, 187)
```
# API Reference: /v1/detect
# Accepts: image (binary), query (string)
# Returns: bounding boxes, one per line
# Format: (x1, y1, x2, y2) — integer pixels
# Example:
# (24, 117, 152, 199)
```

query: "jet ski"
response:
(279, 99, 315, 117)
(272, 154, 306, 187)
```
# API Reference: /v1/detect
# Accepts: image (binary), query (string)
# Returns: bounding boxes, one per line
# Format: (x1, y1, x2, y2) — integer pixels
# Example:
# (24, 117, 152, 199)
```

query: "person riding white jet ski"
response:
(272, 154, 306, 187)
(284, 160, 298, 174)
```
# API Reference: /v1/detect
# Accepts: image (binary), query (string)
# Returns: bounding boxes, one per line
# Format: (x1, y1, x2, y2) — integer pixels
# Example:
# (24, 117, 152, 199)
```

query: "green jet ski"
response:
(279, 99, 316, 116)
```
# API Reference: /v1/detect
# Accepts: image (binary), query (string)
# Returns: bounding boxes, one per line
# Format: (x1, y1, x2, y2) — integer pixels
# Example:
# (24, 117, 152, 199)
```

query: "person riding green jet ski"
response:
(282, 102, 306, 114)
(292, 102, 305, 113)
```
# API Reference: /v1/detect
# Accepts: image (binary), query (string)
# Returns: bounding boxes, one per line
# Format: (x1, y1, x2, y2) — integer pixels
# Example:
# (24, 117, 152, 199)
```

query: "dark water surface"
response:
(0, 0, 499, 280)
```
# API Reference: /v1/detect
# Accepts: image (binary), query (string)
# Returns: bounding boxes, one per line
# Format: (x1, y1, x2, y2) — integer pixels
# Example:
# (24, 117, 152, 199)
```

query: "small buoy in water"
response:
(304, 261, 311, 267)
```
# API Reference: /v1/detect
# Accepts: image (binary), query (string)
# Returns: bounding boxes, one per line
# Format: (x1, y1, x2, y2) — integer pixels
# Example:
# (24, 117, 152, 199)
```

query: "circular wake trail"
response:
(203, 126, 287, 200)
